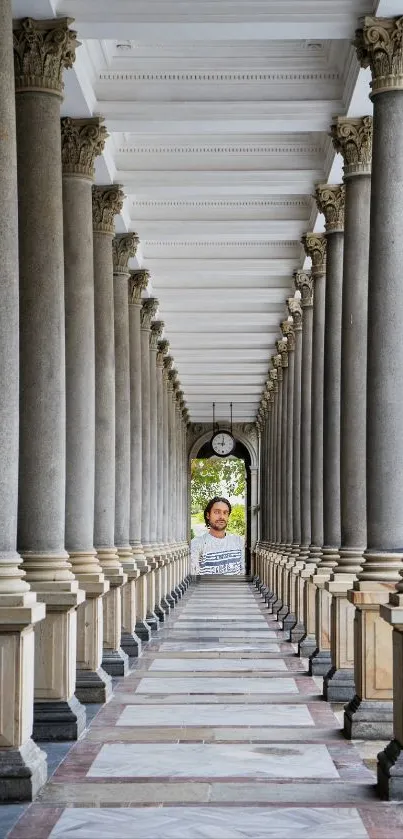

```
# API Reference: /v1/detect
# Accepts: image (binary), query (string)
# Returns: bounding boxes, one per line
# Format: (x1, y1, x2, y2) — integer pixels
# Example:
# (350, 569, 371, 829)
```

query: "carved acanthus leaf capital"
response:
(330, 116, 373, 178)
(315, 184, 345, 232)
(355, 16, 403, 96)
(157, 338, 170, 366)
(140, 297, 159, 330)
(129, 269, 149, 304)
(269, 367, 278, 391)
(112, 233, 139, 275)
(276, 339, 289, 367)
(61, 117, 108, 178)
(163, 355, 174, 383)
(287, 296, 303, 329)
(281, 320, 295, 350)
(293, 270, 313, 308)
(150, 320, 164, 350)
(13, 18, 79, 96)
(92, 185, 124, 235)
(301, 233, 327, 278)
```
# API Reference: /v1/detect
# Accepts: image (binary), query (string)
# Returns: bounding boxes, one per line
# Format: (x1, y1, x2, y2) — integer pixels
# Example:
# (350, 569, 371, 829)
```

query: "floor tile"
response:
(136, 677, 298, 694)
(116, 703, 315, 727)
(87, 742, 339, 779)
(148, 658, 287, 672)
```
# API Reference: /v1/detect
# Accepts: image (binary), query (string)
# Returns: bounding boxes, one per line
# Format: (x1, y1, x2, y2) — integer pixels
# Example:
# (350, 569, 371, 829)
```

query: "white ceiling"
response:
(15, 0, 391, 422)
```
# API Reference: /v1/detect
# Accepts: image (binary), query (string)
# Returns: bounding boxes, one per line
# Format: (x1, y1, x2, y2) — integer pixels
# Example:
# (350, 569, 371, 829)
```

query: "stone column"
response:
(267, 366, 278, 601)
(157, 339, 171, 614)
(300, 233, 326, 655)
(61, 116, 112, 704)
(271, 355, 284, 610)
(112, 234, 143, 659)
(310, 186, 345, 679)
(140, 298, 160, 629)
(169, 371, 180, 598)
(163, 357, 176, 607)
(281, 320, 299, 633)
(128, 270, 151, 642)
(149, 320, 165, 620)
(0, 3, 46, 800)
(276, 338, 290, 619)
(324, 117, 372, 703)
(347, 15, 403, 745)
(14, 17, 86, 741)
(288, 297, 306, 643)
(92, 186, 128, 677)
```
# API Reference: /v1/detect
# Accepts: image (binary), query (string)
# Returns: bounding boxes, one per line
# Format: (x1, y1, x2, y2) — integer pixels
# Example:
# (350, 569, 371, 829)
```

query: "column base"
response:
(0, 739, 47, 802)
(323, 666, 355, 703)
(282, 612, 297, 635)
(160, 597, 171, 614)
(135, 620, 151, 642)
(120, 631, 142, 658)
(170, 589, 179, 604)
(309, 649, 332, 676)
(101, 648, 129, 677)
(166, 594, 176, 608)
(343, 695, 393, 740)
(378, 739, 403, 800)
(271, 598, 283, 615)
(290, 621, 305, 644)
(298, 634, 317, 658)
(277, 604, 289, 621)
(33, 695, 86, 742)
(174, 586, 183, 600)
(75, 667, 113, 704)
(154, 605, 166, 622)
(146, 611, 160, 632)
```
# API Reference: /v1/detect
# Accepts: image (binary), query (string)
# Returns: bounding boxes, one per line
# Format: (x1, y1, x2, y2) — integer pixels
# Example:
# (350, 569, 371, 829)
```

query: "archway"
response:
(190, 436, 252, 575)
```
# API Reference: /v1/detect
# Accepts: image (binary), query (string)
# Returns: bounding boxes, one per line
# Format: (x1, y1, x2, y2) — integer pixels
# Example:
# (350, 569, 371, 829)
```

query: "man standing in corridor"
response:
(191, 496, 244, 575)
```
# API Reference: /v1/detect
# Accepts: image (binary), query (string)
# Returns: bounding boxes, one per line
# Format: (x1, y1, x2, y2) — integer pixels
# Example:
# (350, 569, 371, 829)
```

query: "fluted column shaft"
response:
(140, 298, 159, 628)
(0, 5, 46, 799)
(62, 118, 111, 703)
(15, 17, 85, 739)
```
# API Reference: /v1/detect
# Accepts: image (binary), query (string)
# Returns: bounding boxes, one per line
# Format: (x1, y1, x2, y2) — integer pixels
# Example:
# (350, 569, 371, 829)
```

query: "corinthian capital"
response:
(13, 18, 79, 96)
(301, 233, 326, 278)
(269, 367, 278, 391)
(112, 233, 139, 275)
(330, 116, 373, 178)
(355, 16, 403, 96)
(294, 270, 313, 308)
(129, 269, 149, 304)
(140, 297, 159, 330)
(281, 320, 295, 350)
(61, 117, 108, 179)
(150, 320, 164, 350)
(315, 184, 345, 232)
(287, 296, 303, 330)
(92, 185, 124, 235)
(276, 339, 289, 367)
(157, 338, 170, 366)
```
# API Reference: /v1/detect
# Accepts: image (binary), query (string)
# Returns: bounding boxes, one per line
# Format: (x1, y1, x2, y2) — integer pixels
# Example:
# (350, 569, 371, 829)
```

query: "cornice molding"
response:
(100, 71, 339, 83)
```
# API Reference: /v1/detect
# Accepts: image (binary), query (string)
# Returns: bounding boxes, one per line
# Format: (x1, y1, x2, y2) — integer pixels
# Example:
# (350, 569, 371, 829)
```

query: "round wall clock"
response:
(211, 430, 236, 457)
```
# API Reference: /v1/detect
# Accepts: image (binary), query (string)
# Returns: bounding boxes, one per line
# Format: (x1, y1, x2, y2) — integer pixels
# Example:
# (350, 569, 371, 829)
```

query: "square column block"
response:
(323, 582, 355, 702)
(344, 583, 394, 740)
(102, 586, 129, 677)
(76, 594, 112, 704)
(121, 580, 142, 658)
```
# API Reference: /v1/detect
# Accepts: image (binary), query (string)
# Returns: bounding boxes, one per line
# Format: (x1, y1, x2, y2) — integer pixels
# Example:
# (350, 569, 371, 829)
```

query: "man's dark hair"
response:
(204, 496, 232, 527)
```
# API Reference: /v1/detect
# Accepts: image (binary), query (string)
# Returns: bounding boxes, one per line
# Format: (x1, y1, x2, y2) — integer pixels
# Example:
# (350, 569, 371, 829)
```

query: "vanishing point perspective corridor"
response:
(5, 579, 403, 839)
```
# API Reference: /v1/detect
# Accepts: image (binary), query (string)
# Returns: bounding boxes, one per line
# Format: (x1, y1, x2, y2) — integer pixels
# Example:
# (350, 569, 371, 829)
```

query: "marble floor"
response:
(5, 579, 403, 838)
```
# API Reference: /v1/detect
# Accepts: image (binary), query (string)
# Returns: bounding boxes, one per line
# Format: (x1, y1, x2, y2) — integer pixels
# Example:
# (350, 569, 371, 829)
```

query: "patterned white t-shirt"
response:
(191, 532, 244, 576)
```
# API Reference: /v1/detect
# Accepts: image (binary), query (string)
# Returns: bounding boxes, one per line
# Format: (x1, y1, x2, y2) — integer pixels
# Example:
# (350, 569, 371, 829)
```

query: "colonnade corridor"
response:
(2, 578, 402, 839)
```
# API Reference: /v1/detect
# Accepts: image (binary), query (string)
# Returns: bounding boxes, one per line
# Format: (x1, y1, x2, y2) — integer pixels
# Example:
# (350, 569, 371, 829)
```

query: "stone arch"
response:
(188, 426, 258, 469)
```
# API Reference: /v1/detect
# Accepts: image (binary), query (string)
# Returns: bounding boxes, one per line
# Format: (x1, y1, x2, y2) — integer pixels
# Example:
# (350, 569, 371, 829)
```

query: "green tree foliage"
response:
(190, 456, 245, 514)
(227, 504, 246, 537)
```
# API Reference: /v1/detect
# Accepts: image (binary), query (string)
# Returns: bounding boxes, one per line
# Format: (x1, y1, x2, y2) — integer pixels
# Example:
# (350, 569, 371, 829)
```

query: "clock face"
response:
(211, 431, 235, 457)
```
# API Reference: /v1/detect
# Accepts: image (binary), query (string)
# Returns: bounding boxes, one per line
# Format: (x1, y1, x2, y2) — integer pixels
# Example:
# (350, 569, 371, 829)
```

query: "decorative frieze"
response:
(315, 184, 345, 233)
(287, 296, 303, 330)
(61, 117, 108, 179)
(112, 233, 139, 275)
(140, 297, 159, 330)
(92, 185, 124, 235)
(129, 269, 149, 304)
(355, 16, 403, 96)
(330, 116, 373, 178)
(301, 233, 327, 278)
(13, 17, 79, 96)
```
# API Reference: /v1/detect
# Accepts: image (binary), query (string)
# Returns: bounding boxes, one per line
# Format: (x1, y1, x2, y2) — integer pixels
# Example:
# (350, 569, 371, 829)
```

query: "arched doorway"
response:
(190, 437, 252, 575)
